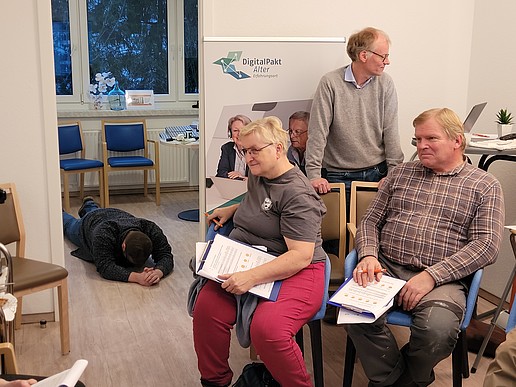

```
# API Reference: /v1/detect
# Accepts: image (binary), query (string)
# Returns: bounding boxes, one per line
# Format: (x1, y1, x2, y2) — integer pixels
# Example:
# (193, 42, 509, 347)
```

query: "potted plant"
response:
(496, 108, 514, 137)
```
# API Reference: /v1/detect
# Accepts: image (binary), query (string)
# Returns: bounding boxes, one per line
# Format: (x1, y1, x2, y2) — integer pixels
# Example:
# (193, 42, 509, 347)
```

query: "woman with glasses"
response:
(192, 116, 327, 387)
(287, 111, 310, 175)
(216, 114, 251, 180)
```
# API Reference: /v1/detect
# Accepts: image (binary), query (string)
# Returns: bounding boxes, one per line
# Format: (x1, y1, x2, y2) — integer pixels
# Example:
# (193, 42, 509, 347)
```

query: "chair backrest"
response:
(349, 181, 379, 228)
(58, 122, 84, 156)
(0, 183, 25, 258)
(320, 183, 346, 285)
(102, 120, 148, 154)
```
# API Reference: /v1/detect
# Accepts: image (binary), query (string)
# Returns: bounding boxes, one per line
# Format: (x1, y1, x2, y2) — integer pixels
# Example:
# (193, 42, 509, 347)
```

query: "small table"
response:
(160, 138, 200, 221)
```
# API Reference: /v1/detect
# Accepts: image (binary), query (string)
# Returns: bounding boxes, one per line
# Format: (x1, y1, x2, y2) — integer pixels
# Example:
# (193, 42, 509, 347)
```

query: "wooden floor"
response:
(13, 191, 495, 386)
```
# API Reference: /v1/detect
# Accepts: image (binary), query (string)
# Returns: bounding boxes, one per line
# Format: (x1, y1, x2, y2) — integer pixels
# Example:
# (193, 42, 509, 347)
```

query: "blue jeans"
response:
(326, 160, 388, 217)
(62, 200, 100, 260)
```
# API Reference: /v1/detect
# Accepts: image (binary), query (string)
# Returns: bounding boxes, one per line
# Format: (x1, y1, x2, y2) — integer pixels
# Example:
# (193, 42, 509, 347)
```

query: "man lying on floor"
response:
(62, 197, 174, 286)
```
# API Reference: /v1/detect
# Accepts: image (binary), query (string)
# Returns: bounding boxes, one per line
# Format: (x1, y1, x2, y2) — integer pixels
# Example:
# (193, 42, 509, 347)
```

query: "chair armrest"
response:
(347, 223, 357, 239)
(146, 139, 160, 162)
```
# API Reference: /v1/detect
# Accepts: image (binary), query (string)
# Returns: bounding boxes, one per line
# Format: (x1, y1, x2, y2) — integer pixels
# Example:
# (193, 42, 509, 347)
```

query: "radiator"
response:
(64, 130, 192, 191)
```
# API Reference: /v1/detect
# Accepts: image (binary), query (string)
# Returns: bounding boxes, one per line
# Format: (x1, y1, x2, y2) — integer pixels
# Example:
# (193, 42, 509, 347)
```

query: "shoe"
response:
(78, 196, 97, 218)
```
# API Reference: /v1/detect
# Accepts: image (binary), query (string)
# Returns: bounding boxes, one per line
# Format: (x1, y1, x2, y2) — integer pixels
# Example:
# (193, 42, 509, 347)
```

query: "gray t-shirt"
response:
(231, 167, 327, 263)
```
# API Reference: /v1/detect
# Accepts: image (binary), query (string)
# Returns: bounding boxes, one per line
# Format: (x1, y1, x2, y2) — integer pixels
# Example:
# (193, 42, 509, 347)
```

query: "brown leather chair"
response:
(0, 183, 70, 354)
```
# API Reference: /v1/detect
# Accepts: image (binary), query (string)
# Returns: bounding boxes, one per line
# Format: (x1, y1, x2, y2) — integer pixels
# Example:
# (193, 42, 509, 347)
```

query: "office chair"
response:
(101, 119, 160, 207)
(343, 249, 483, 387)
(58, 121, 104, 213)
(0, 183, 70, 355)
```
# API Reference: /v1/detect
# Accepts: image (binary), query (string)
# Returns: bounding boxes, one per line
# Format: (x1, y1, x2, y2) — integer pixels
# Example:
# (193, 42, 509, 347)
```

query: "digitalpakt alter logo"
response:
(213, 51, 250, 80)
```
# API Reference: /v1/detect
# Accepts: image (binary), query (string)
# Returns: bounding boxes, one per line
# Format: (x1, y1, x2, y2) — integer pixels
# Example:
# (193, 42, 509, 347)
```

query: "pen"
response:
(356, 268, 387, 274)
(472, 133, 490, 138)
(204, 212, 223, 228)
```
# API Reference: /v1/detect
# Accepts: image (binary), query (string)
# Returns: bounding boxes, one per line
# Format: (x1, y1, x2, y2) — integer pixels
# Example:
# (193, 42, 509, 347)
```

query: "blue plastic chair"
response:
(342, 249, 483, 387)
(205, 223, 330, 387)
(101, 119, 160, 207)
(58, 122, 104, 212)
(506, 297, 516, 333)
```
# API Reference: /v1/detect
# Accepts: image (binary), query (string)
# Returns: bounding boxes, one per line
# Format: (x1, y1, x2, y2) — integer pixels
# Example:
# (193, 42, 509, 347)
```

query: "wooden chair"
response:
(347, 181, 379, 251)
(0, 183, 70, 354)
(320, 183, 347, 290)
(101, 119, 160, 207)
(58, 121, 104, 213)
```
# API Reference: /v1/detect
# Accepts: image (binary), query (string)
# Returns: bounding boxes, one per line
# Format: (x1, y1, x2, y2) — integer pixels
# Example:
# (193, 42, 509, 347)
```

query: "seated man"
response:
(346, 108, 505, 386)
(287, 111, 309, 175)
(62, 197, 174, 286)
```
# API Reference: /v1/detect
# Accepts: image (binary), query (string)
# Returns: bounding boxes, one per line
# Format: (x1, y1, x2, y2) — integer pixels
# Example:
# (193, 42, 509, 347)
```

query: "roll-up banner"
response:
(202, 38, 346, 215)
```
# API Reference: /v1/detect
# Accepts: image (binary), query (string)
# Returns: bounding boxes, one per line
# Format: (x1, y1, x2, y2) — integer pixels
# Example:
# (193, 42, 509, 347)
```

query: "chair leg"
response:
(309, 320, 324, 387)
(452, 331, 464, 387)
(14, 297, 22, 330)
(143, 170, 148, 197)
(460, 330, 469, 379)
(62, 173, 71, 213)
(295, 328, 305, 357)
(98, 169, 105, 208)
(155, 166, 160, 206)
(79, 172, 85, 201)
(103, 171, 110, 208)
(343, 335, 356, 387)
(58, 279, 70, 354)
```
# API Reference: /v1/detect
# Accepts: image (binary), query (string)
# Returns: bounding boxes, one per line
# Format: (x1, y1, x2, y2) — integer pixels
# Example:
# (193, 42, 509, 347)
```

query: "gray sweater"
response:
(305, 65, 404, 180)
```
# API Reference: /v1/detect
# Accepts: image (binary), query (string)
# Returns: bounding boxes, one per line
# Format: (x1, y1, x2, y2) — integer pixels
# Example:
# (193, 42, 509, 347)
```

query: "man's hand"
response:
(129, 268, 164, 286)
(310, 178, 331, 194)
(218, 271, 256, 295)
(353, 256, 383, 286)
(397, 271, 435, 311)
(227, 171, 245, 180)
(207, 205, 238, 230)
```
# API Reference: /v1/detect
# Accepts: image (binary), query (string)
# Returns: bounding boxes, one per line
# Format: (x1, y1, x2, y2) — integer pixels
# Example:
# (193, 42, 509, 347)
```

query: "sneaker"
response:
(78, 196, 97, 218)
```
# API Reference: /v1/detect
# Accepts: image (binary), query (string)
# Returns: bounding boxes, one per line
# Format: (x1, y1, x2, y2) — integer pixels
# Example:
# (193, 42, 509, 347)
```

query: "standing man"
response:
(305, 27, 404, 202)
(287, 111, 309, 175)
(62, 197, 174, 286)
(347, 108, 505, 386)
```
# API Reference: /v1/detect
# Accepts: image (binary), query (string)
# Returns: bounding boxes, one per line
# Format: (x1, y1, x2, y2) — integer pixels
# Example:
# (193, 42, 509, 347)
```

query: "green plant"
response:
(495, 108, 514, 125)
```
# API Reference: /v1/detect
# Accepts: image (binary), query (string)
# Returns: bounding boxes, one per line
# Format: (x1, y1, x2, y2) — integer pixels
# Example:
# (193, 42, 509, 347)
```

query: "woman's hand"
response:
(0, 379, 37, 386)
(227, 171, 244, 180)
(207, 205, 238, 230)
(218, 271, 256, 295)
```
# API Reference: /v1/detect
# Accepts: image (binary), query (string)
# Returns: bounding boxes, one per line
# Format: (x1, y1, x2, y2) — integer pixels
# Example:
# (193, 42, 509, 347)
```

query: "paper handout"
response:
(329, 275, 406, 323)
(196, 234, 282, 301)
(34, 359, 88, 387)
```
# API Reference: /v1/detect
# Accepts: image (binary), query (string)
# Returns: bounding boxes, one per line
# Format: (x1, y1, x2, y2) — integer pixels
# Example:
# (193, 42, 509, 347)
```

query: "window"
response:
(51, 0, 198, 106)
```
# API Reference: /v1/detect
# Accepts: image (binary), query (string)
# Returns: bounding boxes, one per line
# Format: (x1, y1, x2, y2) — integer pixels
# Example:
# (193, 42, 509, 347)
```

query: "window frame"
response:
(55, 0, 198, 108)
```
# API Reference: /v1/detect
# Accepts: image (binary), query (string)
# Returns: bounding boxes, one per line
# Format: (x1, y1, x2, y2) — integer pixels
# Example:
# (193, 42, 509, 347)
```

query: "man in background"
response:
(62, 197, 174, 286)
(287, 111, 309, 175)
(305, 26, 404, 205)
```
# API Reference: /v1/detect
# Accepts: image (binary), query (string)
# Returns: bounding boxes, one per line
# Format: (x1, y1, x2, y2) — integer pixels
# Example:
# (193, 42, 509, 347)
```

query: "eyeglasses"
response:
(241, 143, 273, 157)
(366, 50, 389, 63)
(288, 129, 308, 137)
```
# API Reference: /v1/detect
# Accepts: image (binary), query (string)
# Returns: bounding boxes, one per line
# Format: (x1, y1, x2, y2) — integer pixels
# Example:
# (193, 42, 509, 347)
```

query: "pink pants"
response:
(193, 262, 325, 387)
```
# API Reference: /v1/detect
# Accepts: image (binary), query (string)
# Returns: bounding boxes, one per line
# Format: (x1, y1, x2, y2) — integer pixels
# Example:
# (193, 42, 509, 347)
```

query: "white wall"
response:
(203, 0, 514, 298)
(468, 0, 516, 299)
(0, 1, 64, 313)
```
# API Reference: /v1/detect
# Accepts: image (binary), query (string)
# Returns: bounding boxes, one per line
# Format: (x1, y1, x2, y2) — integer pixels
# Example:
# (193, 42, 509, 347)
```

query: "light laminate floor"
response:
(13, 191, 495, 386)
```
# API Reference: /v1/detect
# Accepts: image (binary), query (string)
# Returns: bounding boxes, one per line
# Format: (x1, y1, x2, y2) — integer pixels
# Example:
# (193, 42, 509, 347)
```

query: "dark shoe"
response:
(78, 196, 97, 218)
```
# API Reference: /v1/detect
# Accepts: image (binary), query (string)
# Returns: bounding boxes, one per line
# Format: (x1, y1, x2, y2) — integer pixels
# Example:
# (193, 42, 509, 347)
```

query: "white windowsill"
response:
(57, 107, 199, 119)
